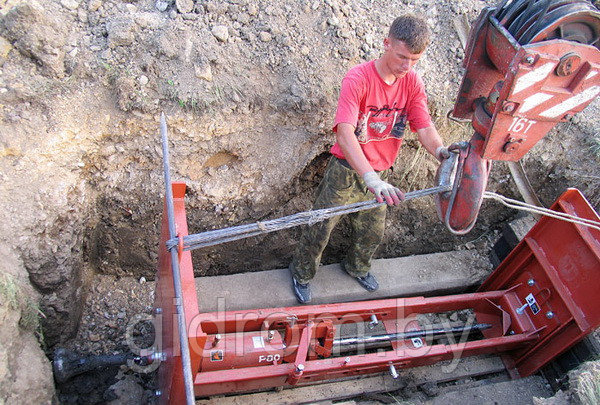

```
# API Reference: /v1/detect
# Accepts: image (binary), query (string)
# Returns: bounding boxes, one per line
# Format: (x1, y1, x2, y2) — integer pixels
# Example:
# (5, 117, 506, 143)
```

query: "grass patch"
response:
(0, 273, 45, 345)
(0, 273, 20, 310)
(588, 133, 600, 160)
(164, 79, 215, 113)
(577, 367, 600, 405)
(99, 60, 120, 84)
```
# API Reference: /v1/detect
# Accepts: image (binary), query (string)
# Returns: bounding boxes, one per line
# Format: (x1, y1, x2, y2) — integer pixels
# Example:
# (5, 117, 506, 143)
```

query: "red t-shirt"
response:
(331, 60, 432, 171)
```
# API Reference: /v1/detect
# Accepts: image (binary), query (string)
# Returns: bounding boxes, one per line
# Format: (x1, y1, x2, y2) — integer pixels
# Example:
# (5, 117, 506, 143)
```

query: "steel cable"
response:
(166, 185, 450, 252)
(165, 188, 600, 253)
(483, 191, 600, 231)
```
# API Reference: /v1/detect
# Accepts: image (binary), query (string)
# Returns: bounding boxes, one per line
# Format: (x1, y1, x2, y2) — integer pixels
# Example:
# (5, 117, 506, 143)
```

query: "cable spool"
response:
(495, 0, 600, 46)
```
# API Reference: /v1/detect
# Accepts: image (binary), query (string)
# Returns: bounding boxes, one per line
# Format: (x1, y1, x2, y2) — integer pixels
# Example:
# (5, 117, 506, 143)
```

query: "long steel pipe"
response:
(160, 112, 195, 405)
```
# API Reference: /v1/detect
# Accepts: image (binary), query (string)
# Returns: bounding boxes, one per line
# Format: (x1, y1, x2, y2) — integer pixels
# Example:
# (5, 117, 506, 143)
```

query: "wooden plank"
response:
(195, 355, 506, 404)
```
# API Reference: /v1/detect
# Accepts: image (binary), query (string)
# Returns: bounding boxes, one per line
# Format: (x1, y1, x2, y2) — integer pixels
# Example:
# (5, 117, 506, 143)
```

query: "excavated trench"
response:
(49, 109, 600, 404)
(54, 118, 600, 404)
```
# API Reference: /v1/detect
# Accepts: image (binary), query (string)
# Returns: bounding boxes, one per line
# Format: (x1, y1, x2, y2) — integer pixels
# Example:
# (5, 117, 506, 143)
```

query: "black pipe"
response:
(52, 347, 150, 383)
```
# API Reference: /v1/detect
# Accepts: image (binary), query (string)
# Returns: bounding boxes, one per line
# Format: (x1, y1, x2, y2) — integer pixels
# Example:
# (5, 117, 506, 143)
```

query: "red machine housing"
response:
(436, 7, 600, 233)
(154, 185, 600, 403)
(200, 330, 284, 372)
(479, 188, 600, 377)
(454, 7, 600, 160)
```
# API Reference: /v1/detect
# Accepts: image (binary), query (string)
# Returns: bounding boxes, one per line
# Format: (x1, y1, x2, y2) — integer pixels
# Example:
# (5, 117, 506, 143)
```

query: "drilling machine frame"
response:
(154, 185, 600, 403)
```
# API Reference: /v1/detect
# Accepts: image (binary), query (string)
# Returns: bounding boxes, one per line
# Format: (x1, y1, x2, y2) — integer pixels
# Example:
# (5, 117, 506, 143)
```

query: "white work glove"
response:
(363, 171, 405, 206)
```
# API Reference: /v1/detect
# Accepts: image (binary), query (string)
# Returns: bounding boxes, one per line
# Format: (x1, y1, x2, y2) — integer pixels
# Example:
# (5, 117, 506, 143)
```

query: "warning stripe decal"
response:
(512, 63, 555, 95)
(539, 86, 600, 118)
(519, 93, 554, 113)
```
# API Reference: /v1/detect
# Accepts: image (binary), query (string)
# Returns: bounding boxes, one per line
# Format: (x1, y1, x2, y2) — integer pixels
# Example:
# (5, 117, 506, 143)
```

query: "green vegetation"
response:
(99, 60, 120, 84)
(577, 367, 600, 405)
(0, 273, 45, 345)
(588, 133, 600, 160)
(166, 79, 201, 112)
(164, 79, 240, 114)
(0, 272, 19, 310)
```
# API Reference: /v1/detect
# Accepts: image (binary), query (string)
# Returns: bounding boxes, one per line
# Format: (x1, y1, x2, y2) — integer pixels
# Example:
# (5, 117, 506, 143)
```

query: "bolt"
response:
(344, 356, 351, 365)
(287, 315, 297, 327)
(556, 52, 581, 77)
(509, 330, 515, 335)
(154, 307, 163, 315)
(267, 330, 275, 342)
(546, 311, 554, 319)
(503, 139, 520, 154)
(155, 390, 162, 397)
(502, 102, 515, 113)
(527, 279, 535, 286)
(296, 364, 305, 373)
(516, 302, 529, 314)
(389, 363, 399, 379)
(524, 55, 535, 64)
(369, 314, 379, 329)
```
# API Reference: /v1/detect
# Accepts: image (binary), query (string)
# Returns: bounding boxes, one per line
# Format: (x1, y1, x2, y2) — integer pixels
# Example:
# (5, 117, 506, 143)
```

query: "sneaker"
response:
(292, 278, 312, 304)
(355, 273, 379, 292)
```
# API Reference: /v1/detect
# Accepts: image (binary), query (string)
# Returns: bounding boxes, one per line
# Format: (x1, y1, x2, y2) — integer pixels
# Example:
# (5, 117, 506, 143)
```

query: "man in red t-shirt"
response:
(290, 15, 450, 303)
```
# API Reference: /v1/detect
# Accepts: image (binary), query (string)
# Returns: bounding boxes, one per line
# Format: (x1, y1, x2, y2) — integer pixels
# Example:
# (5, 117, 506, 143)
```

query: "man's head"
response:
(380, 15, 431, 80)
(388, 14, 431, 54)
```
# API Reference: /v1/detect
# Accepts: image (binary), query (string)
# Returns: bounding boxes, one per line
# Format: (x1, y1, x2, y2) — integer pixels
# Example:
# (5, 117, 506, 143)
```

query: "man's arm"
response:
(335, 123, 374, 177)
(416, 125, 447, 161)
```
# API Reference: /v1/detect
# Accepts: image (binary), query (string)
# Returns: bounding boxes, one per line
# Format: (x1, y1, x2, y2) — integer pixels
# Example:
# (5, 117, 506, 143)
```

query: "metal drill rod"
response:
(160, 113, 195, 405)
(333, 323, 492, 349)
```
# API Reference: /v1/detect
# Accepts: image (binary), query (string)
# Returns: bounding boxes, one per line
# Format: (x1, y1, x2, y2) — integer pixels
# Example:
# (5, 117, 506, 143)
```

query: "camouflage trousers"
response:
(291, 157, 389, 284)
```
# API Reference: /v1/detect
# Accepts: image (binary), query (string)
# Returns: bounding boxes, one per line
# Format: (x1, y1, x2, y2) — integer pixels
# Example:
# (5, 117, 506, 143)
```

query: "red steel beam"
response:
(193, 332, 537, 397)
(155, 183, 207, 404)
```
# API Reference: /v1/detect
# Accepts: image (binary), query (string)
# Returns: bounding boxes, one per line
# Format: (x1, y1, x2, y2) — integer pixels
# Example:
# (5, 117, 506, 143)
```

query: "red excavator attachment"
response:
(436, 1, 600, 234)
